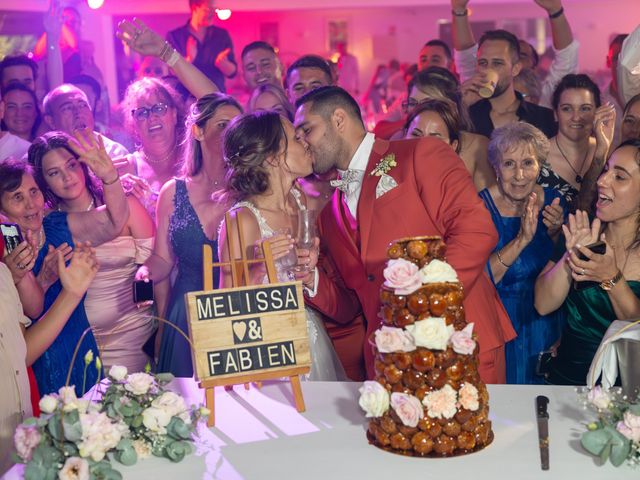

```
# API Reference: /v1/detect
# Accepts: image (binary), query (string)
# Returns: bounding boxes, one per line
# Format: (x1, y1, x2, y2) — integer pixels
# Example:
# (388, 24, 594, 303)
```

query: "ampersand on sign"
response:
(247, 319, 262, 340)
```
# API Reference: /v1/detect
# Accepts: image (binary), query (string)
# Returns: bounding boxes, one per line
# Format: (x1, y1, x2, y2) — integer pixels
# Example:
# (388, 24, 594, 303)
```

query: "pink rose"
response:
(423, 384, 458, 419)
(390, 393, 424, 428)
(374, 326, 415, 353)
(450, 323, 476, 355)
(383, 259, 422, 295)
(458, 383, 480, 411)
(14, 424, 41, 462)
(617, 412, 640, 442)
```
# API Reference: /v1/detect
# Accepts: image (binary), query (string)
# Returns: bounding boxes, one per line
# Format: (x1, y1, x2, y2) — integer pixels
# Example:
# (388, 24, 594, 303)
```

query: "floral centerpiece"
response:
(579, 386, 640, 467)
(14, 362, 209, 480)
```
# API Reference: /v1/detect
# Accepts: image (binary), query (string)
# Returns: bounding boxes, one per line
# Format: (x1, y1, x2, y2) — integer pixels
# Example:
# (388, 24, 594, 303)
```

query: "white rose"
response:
(358, 381, 390, 418)
(587, 386, 611, 410)
(124, 372, 155, 396)
(109, 365, 128, 382)
(142, 407, 172, 434)
(39, 394, 59, 414)
(418, 259, 458, 283)
(151, 391, 187, 417)
(406, 317, 454, 351)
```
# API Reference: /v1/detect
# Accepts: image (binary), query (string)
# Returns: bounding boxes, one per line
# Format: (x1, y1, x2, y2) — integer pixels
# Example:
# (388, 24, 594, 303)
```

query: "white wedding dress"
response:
(228, 192, 347, 381)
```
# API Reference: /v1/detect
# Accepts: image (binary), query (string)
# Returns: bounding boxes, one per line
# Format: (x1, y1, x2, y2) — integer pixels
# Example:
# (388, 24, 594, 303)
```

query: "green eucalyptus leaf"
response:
(62, 410, 82, 442)
(167, 417, 191, 440)
(24, 461, 48, 480)
(91, 460, 124, 480)
(600, 443, 612, 464)
(165, 440, 188, 462)
(605, 425, 632, 467)
(46, 416, 63, 442)
(131, 415, 143, 428)
(115, 446, 138, 466)
(581, 428, 612, 456)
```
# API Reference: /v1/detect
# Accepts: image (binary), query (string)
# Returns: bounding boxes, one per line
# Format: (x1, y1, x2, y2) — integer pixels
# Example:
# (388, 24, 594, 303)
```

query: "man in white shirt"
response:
(42, 84, 128, 159)
(451, 0, 578, 109)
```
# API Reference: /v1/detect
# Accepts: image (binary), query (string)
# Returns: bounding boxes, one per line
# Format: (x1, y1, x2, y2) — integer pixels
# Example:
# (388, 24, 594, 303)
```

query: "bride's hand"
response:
(258, 233, 295, 260)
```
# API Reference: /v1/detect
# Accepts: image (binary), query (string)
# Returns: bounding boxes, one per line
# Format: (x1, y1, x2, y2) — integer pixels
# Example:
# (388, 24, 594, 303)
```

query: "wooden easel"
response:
(200, 211, 307, 427)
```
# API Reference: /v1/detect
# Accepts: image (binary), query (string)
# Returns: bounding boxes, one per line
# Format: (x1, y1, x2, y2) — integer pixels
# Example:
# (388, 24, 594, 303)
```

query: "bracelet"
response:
(102, 173, 120, 186)
(166, 49, 180, 68)
(452, 8, 468, 16)
(496, 249, 512, 268)
(549, 7, 564, 19)
(159, 42, 173, 63)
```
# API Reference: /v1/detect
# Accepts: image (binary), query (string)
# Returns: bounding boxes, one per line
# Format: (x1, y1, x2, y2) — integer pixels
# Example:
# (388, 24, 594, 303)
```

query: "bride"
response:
(217, 110, 346, 381)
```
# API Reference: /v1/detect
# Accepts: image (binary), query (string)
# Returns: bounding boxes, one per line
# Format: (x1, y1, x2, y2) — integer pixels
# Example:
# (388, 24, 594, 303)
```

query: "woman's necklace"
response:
(57, 198, 94, 212)
(141, 143, 177, 166)
(555, 137, 589, 184)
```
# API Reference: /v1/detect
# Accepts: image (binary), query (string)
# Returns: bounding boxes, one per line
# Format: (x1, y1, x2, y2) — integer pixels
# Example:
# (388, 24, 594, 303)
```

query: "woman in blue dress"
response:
(479, 123, 566, 384)
(138, 93, 242, 376)
(0, 130, 129, 396)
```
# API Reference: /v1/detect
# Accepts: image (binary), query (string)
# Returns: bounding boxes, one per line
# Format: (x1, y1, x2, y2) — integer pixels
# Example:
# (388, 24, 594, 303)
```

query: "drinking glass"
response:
(263, 227, 297, 281)
(294, 210, 316, 273)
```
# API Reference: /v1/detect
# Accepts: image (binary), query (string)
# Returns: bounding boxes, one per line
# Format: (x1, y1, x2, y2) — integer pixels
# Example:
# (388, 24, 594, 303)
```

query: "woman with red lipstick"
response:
(479, 122, 566, 384)
(535, 140, 640, 385)
(538, 74, 616, 206)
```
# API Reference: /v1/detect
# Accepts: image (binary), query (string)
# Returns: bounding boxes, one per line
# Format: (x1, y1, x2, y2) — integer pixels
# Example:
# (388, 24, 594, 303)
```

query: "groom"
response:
(294, 86, 515, 383)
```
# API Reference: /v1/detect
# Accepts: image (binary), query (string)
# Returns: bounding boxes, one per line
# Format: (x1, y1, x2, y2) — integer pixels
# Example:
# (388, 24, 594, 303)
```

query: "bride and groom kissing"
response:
(220, 86, 514, 384)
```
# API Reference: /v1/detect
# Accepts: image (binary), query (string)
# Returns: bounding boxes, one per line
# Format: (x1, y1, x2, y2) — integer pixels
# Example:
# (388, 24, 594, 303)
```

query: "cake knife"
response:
(536, 395, 550, 470)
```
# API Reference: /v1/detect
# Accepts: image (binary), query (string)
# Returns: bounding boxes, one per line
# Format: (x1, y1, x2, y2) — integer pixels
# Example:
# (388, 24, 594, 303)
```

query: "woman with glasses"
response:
(136, 93, 242, 376)
(480, 123, 566, 384)
(119, 77, 186, 218)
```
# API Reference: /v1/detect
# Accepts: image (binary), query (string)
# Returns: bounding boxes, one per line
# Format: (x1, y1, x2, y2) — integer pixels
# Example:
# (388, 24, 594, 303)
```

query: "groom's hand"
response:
(295, 237, 320, 289)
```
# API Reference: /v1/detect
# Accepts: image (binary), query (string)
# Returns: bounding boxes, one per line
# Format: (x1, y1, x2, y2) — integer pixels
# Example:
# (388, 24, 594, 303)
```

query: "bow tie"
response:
(330, 169, 365, 195)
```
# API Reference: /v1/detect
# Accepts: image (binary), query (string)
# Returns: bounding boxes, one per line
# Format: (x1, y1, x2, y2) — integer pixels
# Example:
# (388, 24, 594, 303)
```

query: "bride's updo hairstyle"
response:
(223, 110, 288, 202)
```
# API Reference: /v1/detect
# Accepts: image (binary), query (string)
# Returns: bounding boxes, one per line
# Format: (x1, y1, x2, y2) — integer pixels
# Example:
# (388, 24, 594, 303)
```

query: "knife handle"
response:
(536, 395, 549, 418)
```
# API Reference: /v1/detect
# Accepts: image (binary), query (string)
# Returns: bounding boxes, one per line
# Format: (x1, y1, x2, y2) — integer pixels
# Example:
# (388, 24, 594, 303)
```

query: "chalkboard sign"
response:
(185, 281, 310, 383)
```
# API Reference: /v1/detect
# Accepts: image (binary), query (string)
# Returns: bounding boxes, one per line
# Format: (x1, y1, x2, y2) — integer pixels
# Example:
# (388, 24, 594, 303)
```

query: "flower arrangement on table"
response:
(579, 386, 640, 467)
(14, 360, 209, 480)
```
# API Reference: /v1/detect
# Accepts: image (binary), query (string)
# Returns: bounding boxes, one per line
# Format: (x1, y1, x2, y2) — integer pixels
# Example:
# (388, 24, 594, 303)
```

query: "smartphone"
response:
(133, 279, 154, 303)
(1, 223, 24, 255)
(577, 240, 606, 261)
(536, 350, 554, 377)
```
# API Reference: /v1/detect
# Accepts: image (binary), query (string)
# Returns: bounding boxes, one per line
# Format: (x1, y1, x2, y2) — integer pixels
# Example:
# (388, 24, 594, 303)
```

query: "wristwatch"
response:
(600, 270, 623, 291)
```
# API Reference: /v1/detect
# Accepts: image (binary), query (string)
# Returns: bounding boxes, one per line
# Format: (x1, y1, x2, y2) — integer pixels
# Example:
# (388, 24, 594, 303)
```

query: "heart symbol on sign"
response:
(232, 321, 247, 341)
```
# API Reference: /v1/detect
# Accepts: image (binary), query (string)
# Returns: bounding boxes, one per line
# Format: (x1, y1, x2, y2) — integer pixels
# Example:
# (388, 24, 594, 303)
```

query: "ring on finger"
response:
(17, 263, 25, 270)
(581, 268, 586, 275)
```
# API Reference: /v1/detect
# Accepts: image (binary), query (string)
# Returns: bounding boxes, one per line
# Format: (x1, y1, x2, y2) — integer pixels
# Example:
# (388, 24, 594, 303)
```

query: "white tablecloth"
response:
(4, 380, 635, 479)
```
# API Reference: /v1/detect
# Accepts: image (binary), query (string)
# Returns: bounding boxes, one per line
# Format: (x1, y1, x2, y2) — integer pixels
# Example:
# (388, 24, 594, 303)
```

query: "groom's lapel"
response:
(357, 138, 390, 261)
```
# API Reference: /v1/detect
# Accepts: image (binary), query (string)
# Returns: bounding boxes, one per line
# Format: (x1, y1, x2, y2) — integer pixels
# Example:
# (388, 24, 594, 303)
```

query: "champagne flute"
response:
(295, 209, 316, 273)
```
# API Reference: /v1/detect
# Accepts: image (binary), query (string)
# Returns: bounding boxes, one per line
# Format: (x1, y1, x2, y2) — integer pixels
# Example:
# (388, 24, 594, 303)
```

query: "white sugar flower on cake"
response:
(406, 317, 454, 351)
(458, 383, 480, 411)
(375, 326, 416, 353)
(359, 381, 390, 418)
(423, 384, 458, 419)
(418, 259, 458, 283)
(390, 393, 424, 427)
(383, 258, 422, 295)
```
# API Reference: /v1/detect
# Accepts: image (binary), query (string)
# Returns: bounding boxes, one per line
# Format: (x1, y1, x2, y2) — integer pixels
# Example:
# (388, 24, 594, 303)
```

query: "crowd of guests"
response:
(1, 0, 640, 473)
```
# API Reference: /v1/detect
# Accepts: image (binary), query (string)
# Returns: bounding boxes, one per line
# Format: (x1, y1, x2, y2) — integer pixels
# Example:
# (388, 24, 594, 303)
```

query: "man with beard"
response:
(42, 84, 128, 158)
(294, 86, 515, 383)
(466, 30, 556, 139)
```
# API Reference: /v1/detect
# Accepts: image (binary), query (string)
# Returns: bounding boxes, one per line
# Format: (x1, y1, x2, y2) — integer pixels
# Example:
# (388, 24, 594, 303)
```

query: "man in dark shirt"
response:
(166, 0, 237, 92)
(467, 30, 557, 139)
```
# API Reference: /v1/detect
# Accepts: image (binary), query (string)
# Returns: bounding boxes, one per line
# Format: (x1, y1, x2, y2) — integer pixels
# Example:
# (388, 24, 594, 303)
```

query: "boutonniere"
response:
(370, 153, 397, 177)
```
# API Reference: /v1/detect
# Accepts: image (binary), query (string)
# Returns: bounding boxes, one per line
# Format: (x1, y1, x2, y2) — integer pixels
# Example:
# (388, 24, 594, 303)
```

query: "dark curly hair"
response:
(222, 110, 287, 202)
(28, 131, 103, 210)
